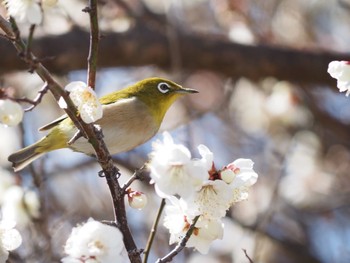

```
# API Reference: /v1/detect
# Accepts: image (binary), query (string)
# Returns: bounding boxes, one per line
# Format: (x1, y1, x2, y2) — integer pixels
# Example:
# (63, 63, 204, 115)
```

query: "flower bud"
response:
(220, 163, 240, 184)
(127, 190, 148, 210)
(220, 169, 235, 184)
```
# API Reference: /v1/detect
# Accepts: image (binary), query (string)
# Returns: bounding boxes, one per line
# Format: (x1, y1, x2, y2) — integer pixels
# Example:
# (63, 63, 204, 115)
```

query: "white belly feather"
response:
(68, 97, 159, 155)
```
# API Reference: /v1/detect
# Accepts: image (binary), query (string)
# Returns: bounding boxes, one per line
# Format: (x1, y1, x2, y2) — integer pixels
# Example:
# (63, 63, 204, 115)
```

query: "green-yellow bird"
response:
(8, 77, 198, 171)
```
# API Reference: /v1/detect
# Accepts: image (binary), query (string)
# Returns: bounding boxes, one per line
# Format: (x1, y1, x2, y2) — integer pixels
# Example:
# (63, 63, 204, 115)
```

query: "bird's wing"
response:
(38, 114, 68, 131)
(99, 90, 130, 105)
(38, 91, 131, 131)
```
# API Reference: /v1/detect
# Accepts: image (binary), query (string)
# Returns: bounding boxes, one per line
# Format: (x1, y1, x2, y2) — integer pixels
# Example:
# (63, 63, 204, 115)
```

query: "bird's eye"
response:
(157, 82, 171, 94)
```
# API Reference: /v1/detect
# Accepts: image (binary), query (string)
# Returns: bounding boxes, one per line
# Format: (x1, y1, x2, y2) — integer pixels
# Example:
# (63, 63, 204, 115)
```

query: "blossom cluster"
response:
(0, 220, 22, 263)
(148, 132, 258, 254)
(0, 168, 41, 262)
(0, 169, 40, 228)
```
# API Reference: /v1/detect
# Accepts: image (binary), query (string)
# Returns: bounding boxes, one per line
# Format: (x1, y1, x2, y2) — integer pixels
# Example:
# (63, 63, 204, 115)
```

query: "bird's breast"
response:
(69, 97, 159, 155)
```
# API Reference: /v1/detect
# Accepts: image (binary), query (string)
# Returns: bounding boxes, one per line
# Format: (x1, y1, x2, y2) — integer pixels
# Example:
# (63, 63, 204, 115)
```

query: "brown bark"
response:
(1, 24, 349, 86)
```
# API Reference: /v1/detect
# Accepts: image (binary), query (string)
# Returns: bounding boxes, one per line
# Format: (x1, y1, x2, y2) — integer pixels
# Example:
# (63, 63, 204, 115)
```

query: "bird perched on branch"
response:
(8, 77, 198, 171)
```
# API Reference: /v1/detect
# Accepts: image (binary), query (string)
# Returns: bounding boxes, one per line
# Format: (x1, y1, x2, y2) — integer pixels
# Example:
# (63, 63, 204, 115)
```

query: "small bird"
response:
(8, 77, 198, 171)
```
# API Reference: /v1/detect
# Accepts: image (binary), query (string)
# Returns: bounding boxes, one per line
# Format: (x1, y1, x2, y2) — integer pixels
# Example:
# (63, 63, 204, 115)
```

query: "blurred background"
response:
(1, 0, 350, 262)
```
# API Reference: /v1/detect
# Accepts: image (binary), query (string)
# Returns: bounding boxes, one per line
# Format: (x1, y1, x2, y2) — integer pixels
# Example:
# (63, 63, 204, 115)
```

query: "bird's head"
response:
(129, 77, 198, 124)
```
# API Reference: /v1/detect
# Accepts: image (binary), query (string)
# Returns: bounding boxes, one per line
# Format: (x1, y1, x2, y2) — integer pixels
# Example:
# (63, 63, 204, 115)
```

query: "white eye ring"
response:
(157, 82, 170, 94)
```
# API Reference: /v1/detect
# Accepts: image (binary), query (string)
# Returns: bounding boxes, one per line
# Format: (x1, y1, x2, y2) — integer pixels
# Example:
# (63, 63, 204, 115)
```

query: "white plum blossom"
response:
(149, 132, 212, 198)
(327, 60, 350, 96)
(221, 159, 258, 204)
(184, 159, 258, 220)
(59, 81, 103, 124)
(185, 218, 224, 254)
(62, 218, 128, 263)
(0, 100, 23, 127)
(0, 220, 22, 263)
(1, 186, 40, 228)
(152, 133, 258, 254)
(186, 179, 233, 219)
(164, 197, 193, 236)
(163, 198, 223, 254)
(4, 0, 43, 25)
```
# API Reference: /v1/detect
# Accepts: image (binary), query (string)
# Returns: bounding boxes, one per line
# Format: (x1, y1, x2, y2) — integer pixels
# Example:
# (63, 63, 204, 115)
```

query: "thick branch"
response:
(1, 14, 141, 262)
(84, 1, 140, 261)
(0, 24, 348, 86)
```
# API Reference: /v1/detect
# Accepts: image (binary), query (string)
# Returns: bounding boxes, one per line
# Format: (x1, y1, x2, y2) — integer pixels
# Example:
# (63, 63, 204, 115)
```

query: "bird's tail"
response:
(8, 140, 45, 172)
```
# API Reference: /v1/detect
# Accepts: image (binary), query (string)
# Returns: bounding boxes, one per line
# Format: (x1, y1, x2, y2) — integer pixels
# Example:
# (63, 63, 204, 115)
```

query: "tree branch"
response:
(84, 1, 99, 89)
(143, 198, 166, 263)
(84, 1, 141, 261)
(156, 216, 200, 263)
(0, 13, 140, 263)
(0, 24, 347, 86)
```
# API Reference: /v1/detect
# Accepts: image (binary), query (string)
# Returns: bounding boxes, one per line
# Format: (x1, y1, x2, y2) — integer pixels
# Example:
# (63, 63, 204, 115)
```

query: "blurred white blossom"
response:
(0, 100, 23, 127)
(59, 81, 103, 124)
(0, 220, 22, 263)
(265, 81, 311, 127)
(149, 132, 212, 198)
(280, 131, 333, 207)
(327, 60, 350, 96)
(62, 218, 128, 263)
(1, 186, 40, 228)
(4, 0, 43, 25)
(0, 168, 16, 205)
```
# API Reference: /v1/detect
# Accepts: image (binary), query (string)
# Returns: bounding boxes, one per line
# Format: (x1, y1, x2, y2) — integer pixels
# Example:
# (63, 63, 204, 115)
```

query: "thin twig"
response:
(0, 32, 15, 41)
(156, 215, 200, 263)
(9, 17, 21, 43)
(26, 34, 37, 71)
(68, 130, 83, 145)
(26, 25, 36, 58)
(143, 198, 166, 263)
(243, 249, 254, 263)
(84, 0, 99, 89)
(122, 165, 147, 192)
(24, 82, 49, 111)
(3, 84, 49, 110)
